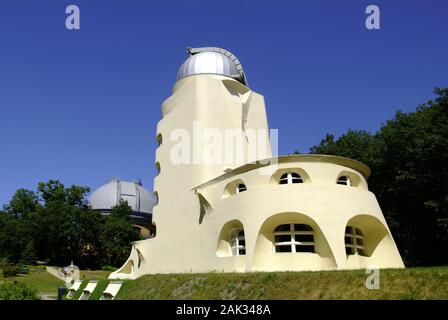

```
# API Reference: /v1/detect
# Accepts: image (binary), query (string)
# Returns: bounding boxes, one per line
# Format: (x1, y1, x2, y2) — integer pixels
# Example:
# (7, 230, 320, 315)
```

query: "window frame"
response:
(344, 226, 366, 256)
(273, 223, 315, 253)
(235, 183, 247, 194)
(230, 229, 246, 256)
(337, 175, 352, 186)
(279, 172, 304, 185)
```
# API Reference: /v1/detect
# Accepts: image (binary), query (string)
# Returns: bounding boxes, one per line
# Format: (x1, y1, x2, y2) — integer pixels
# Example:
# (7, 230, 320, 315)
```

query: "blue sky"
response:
(0, 0, 447, 206)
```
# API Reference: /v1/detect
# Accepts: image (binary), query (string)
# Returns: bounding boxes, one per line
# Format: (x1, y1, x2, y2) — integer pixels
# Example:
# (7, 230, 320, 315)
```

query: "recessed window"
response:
(153, 191, 159, 206)
(345, 226, 366, 256)
(273, 223, 315, 253)
(337, 176, 351, 186)
(230, 230, 246, 256)
(156, 133, 162, 147)
(279, 172, 303, 185)
(235, 183, 247, 193)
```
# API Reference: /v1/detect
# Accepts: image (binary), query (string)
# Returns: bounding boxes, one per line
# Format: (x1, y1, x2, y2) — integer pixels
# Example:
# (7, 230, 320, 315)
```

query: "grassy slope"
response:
(67, 270, 111, 300)
(115, 267, 448, 300)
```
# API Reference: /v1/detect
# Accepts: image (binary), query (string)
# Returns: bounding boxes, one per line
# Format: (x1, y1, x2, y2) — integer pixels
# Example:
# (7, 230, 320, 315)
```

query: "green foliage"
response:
(310, 87, 448, 266)
(0, 282, 38, 300)
(2, 265, 19, 277)
(101, 201, 141, 267)
(0, 181, 140, 269)
(101, 265, 118, 272)
(20, 241, 37, 266)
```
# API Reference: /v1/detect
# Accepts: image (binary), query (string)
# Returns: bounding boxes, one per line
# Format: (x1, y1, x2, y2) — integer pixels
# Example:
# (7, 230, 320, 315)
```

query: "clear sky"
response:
(0, 0, 447, 206)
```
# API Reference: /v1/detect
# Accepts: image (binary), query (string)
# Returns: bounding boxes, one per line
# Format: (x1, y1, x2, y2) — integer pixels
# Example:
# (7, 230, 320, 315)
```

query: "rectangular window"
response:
(275, 245, 292, 253)
(294, 224, 311, 231)
(296, 245, 315, 253)
(275, 234, 291, 243)
(295, 234, 314, 242)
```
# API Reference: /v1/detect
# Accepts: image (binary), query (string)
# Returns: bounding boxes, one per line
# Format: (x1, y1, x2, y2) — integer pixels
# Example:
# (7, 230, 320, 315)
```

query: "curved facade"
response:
(110, 47, 404, 279)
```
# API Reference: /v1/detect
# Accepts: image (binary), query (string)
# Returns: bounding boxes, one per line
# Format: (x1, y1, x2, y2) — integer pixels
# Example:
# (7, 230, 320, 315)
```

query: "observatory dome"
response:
(89, 178, 154, 216)
(176, 47, 248, 85)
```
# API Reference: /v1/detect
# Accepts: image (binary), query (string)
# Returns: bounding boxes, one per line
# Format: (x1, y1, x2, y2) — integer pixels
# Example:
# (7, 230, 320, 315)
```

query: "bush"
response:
(0, 282, 37, 300)
(18, 265, 29, 274)
(2, 265, 19, 278)
(0, 258, 8, 268)
(101, 265, 118, 272)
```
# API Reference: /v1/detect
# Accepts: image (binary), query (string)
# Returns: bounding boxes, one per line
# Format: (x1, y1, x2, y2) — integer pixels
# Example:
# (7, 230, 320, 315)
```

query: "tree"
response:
(309, 87, 448, 266)
(100, 200, 141, 267)
(0, 180, 144, 269)
(20, 241, 37, 266)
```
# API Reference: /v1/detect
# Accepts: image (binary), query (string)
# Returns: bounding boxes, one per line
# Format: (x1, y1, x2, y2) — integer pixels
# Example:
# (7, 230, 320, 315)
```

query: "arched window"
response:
(337, 175, 351, 186)
(274, 224, 315, 253)
(235, 183, 247, 193)
(345, 226, 366, 256)
(279, 172, 303, 185)
(230, 230, 246, 256)
(155, 162, 161, 175)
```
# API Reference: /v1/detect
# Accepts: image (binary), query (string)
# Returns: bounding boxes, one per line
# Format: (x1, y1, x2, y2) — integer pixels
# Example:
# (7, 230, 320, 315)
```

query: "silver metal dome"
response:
(89, 178, 154, 216)
(176, 47, 248, 86)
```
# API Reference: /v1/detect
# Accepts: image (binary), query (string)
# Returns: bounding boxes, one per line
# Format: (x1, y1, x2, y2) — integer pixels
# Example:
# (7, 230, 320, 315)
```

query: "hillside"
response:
(115, 267, 448, 300)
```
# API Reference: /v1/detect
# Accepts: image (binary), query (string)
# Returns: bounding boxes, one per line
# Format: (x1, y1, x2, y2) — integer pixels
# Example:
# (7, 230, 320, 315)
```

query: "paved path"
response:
(46, 266, 66, 281)
(39, 292, 57, 300)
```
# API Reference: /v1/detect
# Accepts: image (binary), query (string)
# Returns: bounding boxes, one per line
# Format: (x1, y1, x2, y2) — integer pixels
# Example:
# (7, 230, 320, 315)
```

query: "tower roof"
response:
(176, 47, 248, 86)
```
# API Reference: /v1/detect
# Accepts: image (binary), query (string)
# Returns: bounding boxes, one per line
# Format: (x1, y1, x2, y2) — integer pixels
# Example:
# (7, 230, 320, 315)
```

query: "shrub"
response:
(0, 258, 8, 268)
(2, 265, 19, 278)
(0, 282, 37, 300)
(101, 265, 118, 272)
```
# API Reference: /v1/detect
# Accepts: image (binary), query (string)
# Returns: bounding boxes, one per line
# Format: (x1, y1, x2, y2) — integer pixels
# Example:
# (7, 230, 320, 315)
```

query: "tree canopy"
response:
(0, 180, 141, 268)
(310, 87, 448, 266)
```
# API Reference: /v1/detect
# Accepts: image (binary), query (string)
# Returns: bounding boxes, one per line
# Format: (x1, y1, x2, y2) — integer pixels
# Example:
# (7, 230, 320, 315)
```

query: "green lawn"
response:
(2, 267, 447, 300)
(1, 269, 64, 293)
(0, 267, 112, 299)
(115, 267, 448, 300)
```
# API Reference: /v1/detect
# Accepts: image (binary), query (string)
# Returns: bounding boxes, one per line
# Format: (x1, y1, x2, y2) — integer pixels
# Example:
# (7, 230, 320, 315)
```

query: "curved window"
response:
(345, 226, 365, 256)
(230, 230, 246, 256)
(235, 183, 247, 193)
(279, 172, 303, 185)
(337, 176, 351, 186)
(274, 224, 315, 253)
(155, 162, 161, 175)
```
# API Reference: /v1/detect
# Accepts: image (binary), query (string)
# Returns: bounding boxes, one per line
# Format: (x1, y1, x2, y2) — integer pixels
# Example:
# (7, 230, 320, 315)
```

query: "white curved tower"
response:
(110, 47, 404, 279)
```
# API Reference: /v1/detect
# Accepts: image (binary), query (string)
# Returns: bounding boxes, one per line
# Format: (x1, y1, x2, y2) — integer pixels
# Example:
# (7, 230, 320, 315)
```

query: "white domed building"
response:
(89, 178, 155, 238)
(109, 47, 404, 279)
